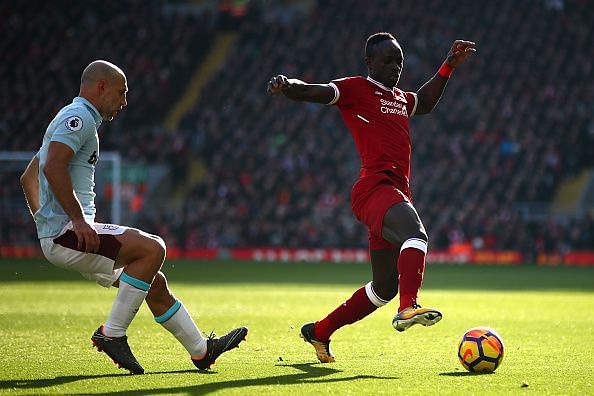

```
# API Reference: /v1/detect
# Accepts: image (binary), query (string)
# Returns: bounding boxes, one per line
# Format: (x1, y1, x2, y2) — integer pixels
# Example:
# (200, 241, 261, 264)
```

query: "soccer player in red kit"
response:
(267, 32, 476, 363)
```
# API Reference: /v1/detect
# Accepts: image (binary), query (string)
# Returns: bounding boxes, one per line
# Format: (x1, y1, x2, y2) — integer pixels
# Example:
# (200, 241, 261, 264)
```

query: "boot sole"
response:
(392, 310, 443, 332)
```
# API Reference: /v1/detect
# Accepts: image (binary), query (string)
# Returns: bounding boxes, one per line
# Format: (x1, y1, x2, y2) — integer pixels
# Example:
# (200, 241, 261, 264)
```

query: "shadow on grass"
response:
(96, 363, 398, 395)
(439, 371, 494, 376)
(0, 363, 398, 394)
(0, 369, 196, 390)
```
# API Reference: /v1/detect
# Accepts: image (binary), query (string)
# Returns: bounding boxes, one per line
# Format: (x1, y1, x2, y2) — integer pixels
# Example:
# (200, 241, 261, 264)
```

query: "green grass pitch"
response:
(1, 259, 593, 395)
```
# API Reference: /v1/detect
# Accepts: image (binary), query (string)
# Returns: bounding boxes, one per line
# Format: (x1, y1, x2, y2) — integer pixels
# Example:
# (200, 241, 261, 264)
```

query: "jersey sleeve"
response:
(404, 91, 418, 117)
(50, 111, 94, 154)
(328, 76, 361, 107)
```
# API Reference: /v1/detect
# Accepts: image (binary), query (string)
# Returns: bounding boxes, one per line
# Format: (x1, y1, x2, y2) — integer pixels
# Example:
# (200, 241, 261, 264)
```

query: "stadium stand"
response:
(1, 0, 593, 260)
(0, 0, 214, 245)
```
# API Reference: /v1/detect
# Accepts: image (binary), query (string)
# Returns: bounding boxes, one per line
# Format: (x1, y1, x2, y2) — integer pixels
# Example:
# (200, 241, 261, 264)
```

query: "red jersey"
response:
(329, 76, 418, 187)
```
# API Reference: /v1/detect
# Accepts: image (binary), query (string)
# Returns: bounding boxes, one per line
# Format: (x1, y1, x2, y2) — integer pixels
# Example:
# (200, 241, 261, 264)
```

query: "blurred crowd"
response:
(2, 0, 593, 255)
(0, 0, 211, 245)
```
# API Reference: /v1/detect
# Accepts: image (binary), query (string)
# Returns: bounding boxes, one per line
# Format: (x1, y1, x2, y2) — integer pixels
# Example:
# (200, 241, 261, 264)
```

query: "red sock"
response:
(314, 286, 378, 341)
(397, 247, 426, 312)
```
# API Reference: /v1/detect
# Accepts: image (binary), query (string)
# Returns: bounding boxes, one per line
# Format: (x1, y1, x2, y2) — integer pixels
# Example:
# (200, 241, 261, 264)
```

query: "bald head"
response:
(79, 60, 128, 121)
(80, 60, 125, 89)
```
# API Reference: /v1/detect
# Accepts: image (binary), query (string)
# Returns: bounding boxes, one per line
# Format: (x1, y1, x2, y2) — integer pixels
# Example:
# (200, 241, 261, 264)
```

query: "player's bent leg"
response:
(115, 229, 166, 283)
(148, 272, 209, 364)
(303, 279, 388, 363)
(300, 244, 398, 363)
(95, 227, 165, 372)
(369, 248, 399, 302)
(146, 272, 248, 370)
(98, 272, 149, 372)
(39, 222, 148, 374)
(390, 237, 442, 332)
(381, 201, 426, 247)
(392, 246, 442, 335)
(302, 284, 391, 363)
(381, 203, 442, 332)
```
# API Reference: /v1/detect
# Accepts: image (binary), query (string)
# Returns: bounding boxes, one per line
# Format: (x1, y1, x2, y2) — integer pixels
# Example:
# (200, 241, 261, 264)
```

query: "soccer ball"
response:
(458, 327, 504, 373)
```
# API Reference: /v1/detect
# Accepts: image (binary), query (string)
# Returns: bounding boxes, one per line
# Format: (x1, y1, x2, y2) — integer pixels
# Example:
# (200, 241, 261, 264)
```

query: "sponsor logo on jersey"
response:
(88, 150, 98, 165)
(379, 98, 408, 116)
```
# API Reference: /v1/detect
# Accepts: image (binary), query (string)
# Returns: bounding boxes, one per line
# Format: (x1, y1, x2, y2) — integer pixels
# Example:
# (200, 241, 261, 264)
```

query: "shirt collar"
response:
(73, 96, 102, 127)
(366, 76, 395, 93)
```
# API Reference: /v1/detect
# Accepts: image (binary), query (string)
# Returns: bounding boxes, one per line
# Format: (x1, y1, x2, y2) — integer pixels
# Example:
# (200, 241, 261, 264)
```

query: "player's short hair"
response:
(365, 32, 397, 58)
(81, 60, 125, 86)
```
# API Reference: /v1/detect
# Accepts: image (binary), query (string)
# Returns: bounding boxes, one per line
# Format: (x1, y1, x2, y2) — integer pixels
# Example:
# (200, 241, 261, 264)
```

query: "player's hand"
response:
(72, 218, 100, 253)
(445, 40, 476, 68)
(267, 75, 290, 95)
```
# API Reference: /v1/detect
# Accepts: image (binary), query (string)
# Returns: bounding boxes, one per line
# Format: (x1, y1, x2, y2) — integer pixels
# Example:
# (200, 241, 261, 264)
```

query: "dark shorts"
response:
(351, 172, 412, 250)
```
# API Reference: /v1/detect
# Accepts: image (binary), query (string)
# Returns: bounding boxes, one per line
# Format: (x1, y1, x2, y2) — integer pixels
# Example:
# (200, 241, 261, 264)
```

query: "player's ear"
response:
(364, 56, 372, 69)
(97, 79, 106, 94)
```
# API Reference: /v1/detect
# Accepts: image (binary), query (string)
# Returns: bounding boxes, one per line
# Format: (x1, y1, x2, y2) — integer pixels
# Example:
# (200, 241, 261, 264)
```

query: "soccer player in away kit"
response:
(20, 60, 247, 374)
(267, 33, 475, 363)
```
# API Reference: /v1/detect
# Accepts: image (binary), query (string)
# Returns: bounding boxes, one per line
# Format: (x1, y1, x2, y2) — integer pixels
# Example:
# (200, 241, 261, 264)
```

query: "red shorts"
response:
(351, 172, 412, 250)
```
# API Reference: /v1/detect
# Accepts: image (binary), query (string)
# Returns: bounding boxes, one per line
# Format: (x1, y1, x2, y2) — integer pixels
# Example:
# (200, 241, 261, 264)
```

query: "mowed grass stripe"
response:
(2, 259, 594, 290)
(0, 260, 592, 395)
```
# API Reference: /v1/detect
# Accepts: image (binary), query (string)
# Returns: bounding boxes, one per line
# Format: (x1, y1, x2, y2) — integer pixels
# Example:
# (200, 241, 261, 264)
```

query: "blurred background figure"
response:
(1, 0, 593, 263)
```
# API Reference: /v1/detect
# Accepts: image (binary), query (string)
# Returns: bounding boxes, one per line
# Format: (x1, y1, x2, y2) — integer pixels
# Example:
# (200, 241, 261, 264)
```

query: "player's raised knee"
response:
(144, 235, 166, 262)
(154, 235, 167, 257)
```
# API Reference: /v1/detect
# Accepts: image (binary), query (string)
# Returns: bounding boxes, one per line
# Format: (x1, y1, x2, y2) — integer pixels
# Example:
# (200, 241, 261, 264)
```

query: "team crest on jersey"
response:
(65, 116, 83, 131)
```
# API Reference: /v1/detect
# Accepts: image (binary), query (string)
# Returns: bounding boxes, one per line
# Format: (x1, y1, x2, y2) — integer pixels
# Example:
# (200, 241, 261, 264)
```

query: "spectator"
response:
(2, 0, 593, 256)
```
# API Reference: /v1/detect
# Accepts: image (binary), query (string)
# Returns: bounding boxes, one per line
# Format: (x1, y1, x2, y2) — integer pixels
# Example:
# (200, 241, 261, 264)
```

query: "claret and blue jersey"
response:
(35, 97, 102, 238)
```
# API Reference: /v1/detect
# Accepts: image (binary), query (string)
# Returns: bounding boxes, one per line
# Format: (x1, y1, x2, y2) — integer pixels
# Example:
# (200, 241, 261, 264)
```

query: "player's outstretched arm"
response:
(267, 74, 335, 104)
(415, 40, 476, 115)
(20, 155, 40, 217)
